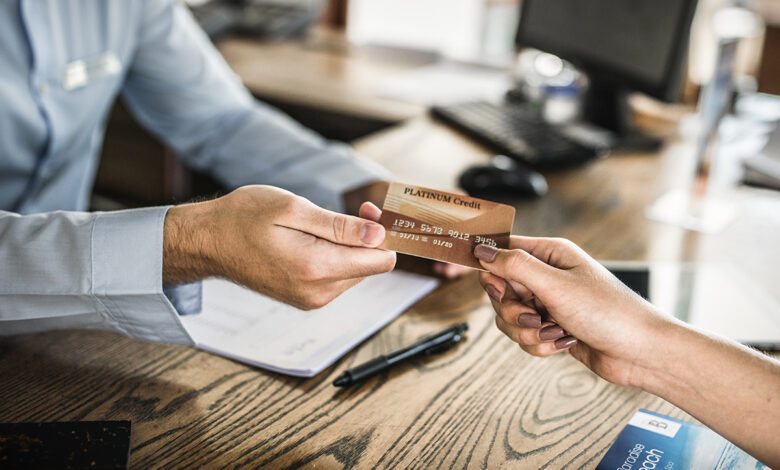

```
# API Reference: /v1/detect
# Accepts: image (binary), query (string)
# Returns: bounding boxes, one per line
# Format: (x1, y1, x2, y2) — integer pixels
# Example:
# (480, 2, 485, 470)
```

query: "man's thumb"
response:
(301, 206, 386, 248)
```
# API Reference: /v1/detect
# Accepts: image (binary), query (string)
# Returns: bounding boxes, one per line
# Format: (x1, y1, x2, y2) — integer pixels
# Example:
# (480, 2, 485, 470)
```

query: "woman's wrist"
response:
(628, 314, 726, 412)
(624, 312, 690, 393)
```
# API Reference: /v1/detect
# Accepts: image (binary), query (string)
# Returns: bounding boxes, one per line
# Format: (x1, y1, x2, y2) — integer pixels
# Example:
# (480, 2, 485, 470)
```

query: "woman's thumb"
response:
(474, 244, 558, 294)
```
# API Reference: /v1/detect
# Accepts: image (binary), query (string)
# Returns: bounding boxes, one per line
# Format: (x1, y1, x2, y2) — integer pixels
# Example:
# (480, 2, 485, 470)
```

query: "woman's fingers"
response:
(475, 244, 559, 295)
(495, 299, 542, 328)
(519, 341, 574, 357)
(479, 271, 535, 303)
(494, 314, 577, 356)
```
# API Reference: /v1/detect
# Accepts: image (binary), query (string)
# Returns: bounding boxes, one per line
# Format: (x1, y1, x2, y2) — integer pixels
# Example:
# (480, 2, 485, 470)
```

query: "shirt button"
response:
(38, 82, 49, 96)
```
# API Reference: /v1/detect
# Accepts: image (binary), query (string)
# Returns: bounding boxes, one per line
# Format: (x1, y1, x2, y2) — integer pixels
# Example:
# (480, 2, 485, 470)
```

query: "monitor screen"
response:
(605, 262, 780, 351)
(517, 0, 697, 100)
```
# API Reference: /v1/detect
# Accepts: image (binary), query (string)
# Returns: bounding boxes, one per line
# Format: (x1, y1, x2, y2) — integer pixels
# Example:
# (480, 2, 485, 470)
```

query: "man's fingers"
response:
(358, 201, 382, 222)
(309, 277, 365, 309)
(359, 202, 467, 280)
(433, 262, 469, 279)
(287, 277, 366, 310)
(305, 237, 397, 280)
(284, 199, 386, 247)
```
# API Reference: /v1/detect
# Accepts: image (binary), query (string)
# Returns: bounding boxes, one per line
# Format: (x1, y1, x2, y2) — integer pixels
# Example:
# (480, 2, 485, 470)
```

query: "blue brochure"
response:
(597, 409, 766, 470)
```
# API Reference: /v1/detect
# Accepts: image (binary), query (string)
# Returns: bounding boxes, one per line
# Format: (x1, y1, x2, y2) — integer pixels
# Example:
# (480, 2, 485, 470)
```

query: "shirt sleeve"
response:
(121, 0, 390, 212)
(0, 207, 193, 345)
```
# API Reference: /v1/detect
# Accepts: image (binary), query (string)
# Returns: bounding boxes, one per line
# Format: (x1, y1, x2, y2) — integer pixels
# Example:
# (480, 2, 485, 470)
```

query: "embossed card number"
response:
(378, 183, 515, 270)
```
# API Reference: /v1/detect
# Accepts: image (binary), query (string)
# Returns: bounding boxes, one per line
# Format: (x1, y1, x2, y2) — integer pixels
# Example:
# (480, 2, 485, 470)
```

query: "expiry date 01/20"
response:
(393, 231, 454, 248)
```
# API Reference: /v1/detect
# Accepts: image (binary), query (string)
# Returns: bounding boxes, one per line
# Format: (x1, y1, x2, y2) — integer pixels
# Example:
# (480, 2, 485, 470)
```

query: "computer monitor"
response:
(516, 0, 699, 149)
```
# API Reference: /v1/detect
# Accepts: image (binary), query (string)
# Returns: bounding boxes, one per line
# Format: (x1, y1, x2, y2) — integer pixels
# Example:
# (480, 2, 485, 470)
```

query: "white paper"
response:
(627, 410, 682, 439)
(347, 0, 485, 61)
(377, 62, 511, 106)
(180, 271, 439, 377)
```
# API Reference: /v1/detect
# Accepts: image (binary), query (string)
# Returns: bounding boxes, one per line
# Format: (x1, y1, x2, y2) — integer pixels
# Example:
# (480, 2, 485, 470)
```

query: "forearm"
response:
(163, 201, 220, 285)
(638, 320, 780, 466)
(124, 0, 390, 214)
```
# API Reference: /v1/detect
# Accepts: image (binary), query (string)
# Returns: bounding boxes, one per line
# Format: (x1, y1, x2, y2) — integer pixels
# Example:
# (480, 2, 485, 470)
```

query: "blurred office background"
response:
(93, 0, 780, 209)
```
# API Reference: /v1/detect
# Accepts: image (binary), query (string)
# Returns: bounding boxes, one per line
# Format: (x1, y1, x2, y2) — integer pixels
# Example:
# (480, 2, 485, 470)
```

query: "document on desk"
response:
(180, 272, 438, 377)
(378, 62, 511, 106)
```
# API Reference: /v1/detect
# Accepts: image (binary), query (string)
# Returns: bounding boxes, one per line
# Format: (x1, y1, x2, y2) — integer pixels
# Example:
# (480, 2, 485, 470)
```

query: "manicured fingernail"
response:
(555, 336, 577, 350)
(517, 313, 542, 328)
(539, 325, 565, 341)
(484, 284, 502, 303)
(474, 244, 499, 262)
(360, 223, 384, 245)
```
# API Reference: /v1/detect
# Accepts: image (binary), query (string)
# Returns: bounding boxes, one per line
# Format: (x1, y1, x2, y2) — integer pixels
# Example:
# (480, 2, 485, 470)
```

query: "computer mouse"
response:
(459, 155, 548, 198)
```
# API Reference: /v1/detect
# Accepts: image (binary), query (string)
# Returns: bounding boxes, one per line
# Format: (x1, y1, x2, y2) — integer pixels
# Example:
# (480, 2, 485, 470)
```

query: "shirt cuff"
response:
(164, 282, 203, 315)
(91, 206, 193, 345)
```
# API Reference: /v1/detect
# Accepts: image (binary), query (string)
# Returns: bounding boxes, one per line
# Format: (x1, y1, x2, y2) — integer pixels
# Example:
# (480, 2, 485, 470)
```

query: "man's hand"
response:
(344, 180, 469, 279)
(163, 185, 396, 310)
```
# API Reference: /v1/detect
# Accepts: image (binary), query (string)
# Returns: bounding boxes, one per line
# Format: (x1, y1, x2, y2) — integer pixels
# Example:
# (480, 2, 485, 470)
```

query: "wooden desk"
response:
(4, 36, 780, 468)
(216, 29, 428, 123)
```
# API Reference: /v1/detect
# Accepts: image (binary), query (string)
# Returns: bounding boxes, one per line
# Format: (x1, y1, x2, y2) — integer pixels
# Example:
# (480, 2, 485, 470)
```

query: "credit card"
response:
(378, 183, 515, 270)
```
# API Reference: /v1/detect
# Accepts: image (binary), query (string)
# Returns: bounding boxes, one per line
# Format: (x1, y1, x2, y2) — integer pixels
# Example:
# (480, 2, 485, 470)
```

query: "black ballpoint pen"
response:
(332, 323, 468, 387)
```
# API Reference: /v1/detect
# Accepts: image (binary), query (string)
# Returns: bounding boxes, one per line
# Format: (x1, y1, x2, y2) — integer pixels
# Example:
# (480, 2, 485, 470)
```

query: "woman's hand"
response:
(475, 236, 780, 467)
(475, 236, 672, 388)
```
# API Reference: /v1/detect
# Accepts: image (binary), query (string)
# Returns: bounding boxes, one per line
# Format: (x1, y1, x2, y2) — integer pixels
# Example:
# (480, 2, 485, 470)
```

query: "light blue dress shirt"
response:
(0, 0, 389, 344)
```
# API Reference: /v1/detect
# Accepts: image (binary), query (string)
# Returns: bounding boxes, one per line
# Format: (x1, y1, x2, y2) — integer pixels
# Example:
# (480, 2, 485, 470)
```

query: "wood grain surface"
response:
(0, 274, 697, 469)
(3, 115, 778, 467)
(3, 38, 780, 469)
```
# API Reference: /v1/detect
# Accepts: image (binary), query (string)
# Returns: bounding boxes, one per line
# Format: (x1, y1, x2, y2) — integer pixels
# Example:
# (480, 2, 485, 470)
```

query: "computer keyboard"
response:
(431, 101, 602, 169)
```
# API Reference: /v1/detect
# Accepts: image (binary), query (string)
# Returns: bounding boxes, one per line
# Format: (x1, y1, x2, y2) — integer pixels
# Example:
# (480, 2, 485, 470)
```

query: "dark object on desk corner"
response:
(0, 420, 132, 469)
(608, 267, 650, 300)
(189, 0, 323, 41)
(459, 155, 548, 198)
(742, 122, 780, 191)
(333, 323, 469, 387)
